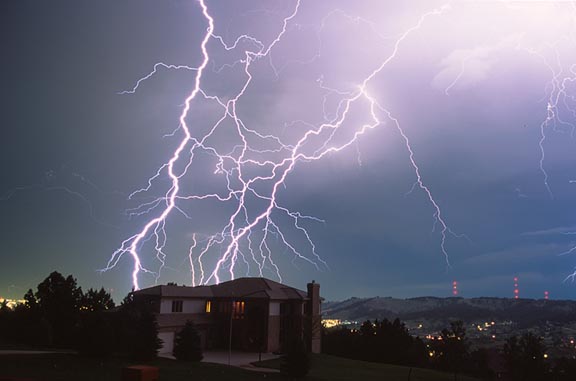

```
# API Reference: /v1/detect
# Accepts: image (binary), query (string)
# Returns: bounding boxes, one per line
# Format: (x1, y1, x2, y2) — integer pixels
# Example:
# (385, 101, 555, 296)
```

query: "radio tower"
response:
(452, 280, 458, 296)
(513, 277, 519, 299)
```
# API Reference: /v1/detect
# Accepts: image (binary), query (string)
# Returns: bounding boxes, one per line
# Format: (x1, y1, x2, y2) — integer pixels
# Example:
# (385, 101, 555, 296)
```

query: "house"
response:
(133, 277, 321, 355)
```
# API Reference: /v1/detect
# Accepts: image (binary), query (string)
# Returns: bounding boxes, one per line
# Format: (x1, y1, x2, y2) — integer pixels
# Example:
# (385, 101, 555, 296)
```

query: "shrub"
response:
(173, 320, 203, 362)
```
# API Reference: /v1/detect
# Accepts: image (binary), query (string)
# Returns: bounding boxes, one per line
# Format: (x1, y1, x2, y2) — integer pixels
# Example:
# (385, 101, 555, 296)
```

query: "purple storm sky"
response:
(1, 0, 576, 302)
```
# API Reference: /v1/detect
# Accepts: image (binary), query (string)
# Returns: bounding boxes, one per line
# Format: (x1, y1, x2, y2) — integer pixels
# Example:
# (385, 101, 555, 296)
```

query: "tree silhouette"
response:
(359, 320, 375, 337)
(117, 292, 162, 360)
(34, 271, 83, 346)
(375, 318, 427, 366)
(82, 287, 115, 312)
(23, 288, 38, 311)
(432, 320, 470, 374)
(283, 337, 310, 379)
(173, 320, 203, 362)
(552, 357, 576, 380)
(358, 320, 377, 361)
(2, 272, 118, 349)
(323, 319, 427, 367)
(504, 332, 547, 381)
(77, 311, 115, 357)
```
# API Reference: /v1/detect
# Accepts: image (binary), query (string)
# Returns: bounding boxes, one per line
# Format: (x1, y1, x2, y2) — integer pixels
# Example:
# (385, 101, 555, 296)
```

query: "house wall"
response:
(267, 315, 281, 352)
(269, 301, 280, 316)
(160, 299, 172, 314)
(159, 298, 205, 314)
(158, 331, 174, 354)
(183, 300, 205, 313)
(158, 324, 208, 354)
(138, 280, 322, 354)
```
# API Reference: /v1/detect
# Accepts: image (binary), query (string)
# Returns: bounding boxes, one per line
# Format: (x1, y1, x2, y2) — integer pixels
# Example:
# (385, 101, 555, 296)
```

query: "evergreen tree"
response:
(116, 291, 162, 360)
(173, 320, 203, 362)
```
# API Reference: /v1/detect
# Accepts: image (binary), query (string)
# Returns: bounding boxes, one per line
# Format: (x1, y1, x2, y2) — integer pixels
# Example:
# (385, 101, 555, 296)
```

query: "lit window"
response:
(205, 300, 212, 313)
(233, 301, 245, 319)
(171, 300, 183, 313)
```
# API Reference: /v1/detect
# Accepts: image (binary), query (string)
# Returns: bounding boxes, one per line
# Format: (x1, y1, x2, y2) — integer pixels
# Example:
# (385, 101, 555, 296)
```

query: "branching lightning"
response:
(1, 169, 120, 229)
(437, 1, 576, 281)
(104, 0, 458, 290)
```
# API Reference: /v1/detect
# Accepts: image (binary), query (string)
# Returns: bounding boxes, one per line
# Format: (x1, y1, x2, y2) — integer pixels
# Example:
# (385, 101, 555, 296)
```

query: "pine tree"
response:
(117, 292, 162, 360)
(173, 320, 203, 362)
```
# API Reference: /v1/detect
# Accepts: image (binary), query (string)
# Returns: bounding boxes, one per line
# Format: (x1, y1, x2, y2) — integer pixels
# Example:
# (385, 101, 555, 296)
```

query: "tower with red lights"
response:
(452, 280, 458, 296)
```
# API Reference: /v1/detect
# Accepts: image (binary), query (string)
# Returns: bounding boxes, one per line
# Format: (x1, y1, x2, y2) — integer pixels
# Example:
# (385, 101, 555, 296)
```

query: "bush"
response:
(173, 320, 203, 362)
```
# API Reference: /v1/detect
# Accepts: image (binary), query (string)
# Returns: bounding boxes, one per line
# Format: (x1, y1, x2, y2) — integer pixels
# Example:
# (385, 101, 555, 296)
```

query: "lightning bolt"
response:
(435, 1, 576, 283)
(508, 3, 576, 279)
(443, 2, 576, 199)
(105, 1, 458, 290)
(508, 3, 576, 281)
(1, 168, 119, 229)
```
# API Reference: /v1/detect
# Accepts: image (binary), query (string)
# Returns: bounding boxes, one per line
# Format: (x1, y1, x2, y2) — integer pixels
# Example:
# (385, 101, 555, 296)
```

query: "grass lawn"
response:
(0, 354, 285, 381)
(0, 353, 481, 381)
(256, 353, 482, 381)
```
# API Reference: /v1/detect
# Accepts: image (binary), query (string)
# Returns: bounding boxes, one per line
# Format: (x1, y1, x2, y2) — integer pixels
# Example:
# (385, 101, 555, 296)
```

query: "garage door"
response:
(158, 332, 174, 354)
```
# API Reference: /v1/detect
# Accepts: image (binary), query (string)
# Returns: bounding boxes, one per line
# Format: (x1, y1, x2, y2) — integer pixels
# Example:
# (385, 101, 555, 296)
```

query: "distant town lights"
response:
(0, 298, 25, 309)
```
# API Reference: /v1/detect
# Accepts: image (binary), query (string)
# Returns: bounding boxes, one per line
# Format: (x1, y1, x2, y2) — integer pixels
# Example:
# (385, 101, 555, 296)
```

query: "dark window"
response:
(171, 300, 183, 313)
(218, 301, 231, 313)
(280, 302, 293, 315)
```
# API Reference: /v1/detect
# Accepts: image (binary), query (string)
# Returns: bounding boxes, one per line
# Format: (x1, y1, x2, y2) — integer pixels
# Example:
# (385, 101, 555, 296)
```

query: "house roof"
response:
(135, 277, 309, 301)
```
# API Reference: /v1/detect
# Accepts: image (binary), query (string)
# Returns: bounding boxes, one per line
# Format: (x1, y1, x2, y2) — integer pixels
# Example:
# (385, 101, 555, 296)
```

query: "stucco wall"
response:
(269, 301, 280, 316)
(267, 315, 280, 352)
(160, 299, 205, 314)
(158, 331, 174, 354)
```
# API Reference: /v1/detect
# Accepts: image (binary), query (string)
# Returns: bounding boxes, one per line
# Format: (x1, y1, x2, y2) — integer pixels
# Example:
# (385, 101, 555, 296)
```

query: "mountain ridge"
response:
(323, 296, 576, 327)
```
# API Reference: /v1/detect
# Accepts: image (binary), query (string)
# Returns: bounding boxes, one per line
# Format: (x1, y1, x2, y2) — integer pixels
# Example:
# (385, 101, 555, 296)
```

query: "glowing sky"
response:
(2, 0, 576, 301)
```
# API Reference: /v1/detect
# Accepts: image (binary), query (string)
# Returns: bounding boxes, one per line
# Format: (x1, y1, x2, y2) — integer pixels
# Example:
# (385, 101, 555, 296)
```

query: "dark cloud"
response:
(1, 0, 576, 301)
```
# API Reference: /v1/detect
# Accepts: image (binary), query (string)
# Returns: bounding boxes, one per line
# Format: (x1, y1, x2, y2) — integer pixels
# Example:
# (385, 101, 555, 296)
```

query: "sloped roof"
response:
(135, 277, 308, 300)
(135, 284, 213, 298)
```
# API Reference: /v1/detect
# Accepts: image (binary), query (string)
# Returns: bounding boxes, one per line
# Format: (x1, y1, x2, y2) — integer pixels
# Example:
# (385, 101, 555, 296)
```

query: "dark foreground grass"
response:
(0, 353, 481, 381)
(0, 353, 285, 381)
(255, 353, 481, 381)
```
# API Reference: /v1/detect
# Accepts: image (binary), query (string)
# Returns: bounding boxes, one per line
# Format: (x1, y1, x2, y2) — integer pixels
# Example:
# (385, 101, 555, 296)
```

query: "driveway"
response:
(160, 350, 281, 372)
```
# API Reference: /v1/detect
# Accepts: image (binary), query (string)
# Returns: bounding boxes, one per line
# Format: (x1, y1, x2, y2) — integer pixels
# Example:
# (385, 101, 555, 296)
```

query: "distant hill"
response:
(323, 297, 576, 327)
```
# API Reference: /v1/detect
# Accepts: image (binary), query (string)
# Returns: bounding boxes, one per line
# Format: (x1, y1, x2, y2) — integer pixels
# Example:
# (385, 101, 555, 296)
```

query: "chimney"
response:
(306, 281, 321, 354)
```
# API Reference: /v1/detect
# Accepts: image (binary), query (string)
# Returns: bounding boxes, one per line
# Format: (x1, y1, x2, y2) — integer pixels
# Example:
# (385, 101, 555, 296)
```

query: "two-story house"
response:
(133, 277, 321, 355)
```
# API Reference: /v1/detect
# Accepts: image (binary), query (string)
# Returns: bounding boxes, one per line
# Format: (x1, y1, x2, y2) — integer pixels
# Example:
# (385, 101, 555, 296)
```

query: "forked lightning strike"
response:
(104, 0, 457, 290)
